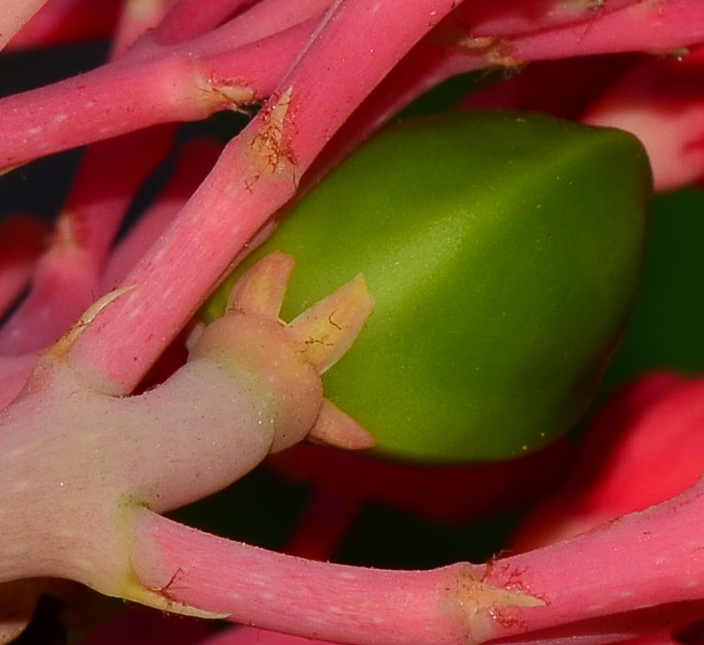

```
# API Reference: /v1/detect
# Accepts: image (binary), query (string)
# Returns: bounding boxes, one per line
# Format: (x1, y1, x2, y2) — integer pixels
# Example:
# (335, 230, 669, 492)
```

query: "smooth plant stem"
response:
(278, 0, 459, 170)
(65, 102, 295, 395)
(131, 509, 543, 645)
(0, 50, 254, 172)
(61, 127, 176, 267)
(459, 0, 640, 38)
(480, 478, 704, 642)
(3, 0, 699, 174)
(100, 138, 223, 292)
(507, 0, 704, 61)
(188, 0, 332, 53)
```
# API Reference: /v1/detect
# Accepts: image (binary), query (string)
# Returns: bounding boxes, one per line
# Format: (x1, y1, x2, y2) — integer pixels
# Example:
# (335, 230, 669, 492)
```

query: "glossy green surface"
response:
(210, 111, 651, 462)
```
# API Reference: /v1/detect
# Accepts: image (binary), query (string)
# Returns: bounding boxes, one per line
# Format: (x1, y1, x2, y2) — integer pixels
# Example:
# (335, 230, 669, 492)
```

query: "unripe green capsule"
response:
(208, 110, 651, 462)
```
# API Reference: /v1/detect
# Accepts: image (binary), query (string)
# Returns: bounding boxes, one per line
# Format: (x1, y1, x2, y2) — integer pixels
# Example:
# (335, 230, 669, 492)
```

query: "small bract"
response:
(208, 110, 651, 462)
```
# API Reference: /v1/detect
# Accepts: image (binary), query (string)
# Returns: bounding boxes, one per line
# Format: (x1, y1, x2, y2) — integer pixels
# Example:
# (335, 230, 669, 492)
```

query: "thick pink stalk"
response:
(458, 0, 640, 38)
(507, 0, 704, 61)
(131, 509, 542, 645)
(5, 0, 702, 175)
(480, 479, 704, 642)
(0, 43, 260, 171)
(100, 138, 223, 291)
(182, 0, 332, 51)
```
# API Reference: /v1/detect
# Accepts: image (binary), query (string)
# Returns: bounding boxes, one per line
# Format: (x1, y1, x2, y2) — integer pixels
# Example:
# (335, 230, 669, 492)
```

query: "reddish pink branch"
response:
(506, 0, 704, 61)
(0, 42, 260, 170)
(100, 138, 223, 291)
(131, 509, 519, 645)
(480, 479, 704, 642)
(455, 0, 639, 38)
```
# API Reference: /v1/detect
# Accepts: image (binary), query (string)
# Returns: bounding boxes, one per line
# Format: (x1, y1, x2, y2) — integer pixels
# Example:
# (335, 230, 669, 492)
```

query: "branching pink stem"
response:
(0, 39, 267, 170)
(458, 0, 639, 38)
(480, 478, 704, 642)
(507, 0, 704, 61)
(131, 508, 521, 645)
(100, 138, 223, 292)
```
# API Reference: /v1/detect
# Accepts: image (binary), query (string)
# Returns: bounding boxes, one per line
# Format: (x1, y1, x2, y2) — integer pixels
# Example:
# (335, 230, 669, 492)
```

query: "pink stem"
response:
(480, 478, 704, 642)
(100, 138, 223, 292)
(186, 0, 331, 51)
(458, 0, 640, 38)
(62, 127, 176, 268)
(0, 24, 302, 170)
(507, 0, 704, 62)
(131, 509, 494, 645)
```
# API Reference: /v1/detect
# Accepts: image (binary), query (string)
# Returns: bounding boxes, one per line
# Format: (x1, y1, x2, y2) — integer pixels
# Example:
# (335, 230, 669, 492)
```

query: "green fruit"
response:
(207, 110, 651, 462)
